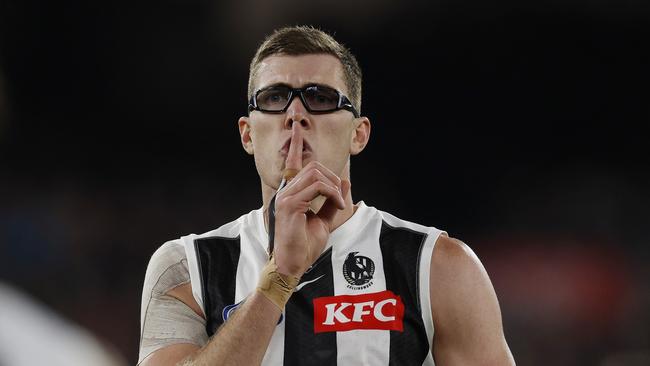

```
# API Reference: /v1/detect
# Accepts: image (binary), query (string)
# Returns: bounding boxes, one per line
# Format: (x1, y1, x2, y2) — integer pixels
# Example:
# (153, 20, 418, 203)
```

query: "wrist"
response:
(257, 257, 301, 310)
(273, 250, 307, 278)
(275, 262, 305, 278)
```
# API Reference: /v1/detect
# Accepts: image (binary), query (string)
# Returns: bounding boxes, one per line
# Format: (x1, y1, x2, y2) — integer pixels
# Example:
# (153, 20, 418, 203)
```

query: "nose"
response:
(283, 94, 312, 130)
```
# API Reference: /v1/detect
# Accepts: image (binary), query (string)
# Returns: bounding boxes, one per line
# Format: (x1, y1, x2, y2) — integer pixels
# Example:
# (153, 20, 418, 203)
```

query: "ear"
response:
(350, 117, 371, 155)
(238, 116, 254, 155)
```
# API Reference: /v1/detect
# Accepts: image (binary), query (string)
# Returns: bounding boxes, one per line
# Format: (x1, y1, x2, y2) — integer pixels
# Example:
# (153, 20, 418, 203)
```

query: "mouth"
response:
(280, 137, 312, 157)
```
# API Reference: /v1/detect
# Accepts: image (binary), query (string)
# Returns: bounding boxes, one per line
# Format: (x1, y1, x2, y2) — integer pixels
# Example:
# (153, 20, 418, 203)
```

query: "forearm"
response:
(182, 291, 282, 366)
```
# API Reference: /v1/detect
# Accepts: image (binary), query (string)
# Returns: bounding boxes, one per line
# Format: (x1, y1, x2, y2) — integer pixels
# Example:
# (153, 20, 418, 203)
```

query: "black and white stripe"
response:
(284, 248, 337, 365)
(184, 203, 444, 366)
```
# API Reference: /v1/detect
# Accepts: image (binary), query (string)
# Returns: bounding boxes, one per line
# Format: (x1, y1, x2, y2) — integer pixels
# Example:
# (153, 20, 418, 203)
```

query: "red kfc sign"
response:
(313, 290, 405, 333)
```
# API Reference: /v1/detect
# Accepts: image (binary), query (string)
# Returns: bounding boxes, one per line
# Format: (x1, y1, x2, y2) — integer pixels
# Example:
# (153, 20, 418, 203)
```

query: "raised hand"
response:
(272, 123, 350, 278)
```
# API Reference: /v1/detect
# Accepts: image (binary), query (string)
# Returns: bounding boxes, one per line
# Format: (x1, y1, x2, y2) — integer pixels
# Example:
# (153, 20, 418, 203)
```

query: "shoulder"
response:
(430, 235, 490, 296)
(145, 240, 187, 281)
(148, 240, 186, 268)
(143, 240, 189, 297)
(429, 235, 502, 335)
(429, 235, 499, 326)
(431, 235, 481, 270)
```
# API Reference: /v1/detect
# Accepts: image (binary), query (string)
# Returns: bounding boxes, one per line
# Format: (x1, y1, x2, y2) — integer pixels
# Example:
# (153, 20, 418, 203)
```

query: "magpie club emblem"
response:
(343, 252, 375, 290)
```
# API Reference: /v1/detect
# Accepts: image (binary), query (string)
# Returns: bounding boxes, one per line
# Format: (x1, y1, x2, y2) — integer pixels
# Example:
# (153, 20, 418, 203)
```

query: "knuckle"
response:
(316, 181, 335, 193)
(315, 181, 329, 191)
(303, 161, 318, 173)
(333, 174, 342, 186)
(309, 169, 324, 183)
(275, 194, 290, 209)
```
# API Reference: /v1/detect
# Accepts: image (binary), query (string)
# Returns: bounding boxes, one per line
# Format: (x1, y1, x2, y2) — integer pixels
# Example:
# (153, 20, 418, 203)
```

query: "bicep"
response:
(429, 237, 514, 365)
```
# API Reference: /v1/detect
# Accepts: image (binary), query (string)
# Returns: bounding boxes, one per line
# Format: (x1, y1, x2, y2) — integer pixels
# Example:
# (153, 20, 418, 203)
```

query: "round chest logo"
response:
(343, 252, 375, 290)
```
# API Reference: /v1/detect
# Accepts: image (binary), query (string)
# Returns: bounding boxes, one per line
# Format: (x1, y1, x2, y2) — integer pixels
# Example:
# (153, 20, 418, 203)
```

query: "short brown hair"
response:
(248, 25, 363, 113)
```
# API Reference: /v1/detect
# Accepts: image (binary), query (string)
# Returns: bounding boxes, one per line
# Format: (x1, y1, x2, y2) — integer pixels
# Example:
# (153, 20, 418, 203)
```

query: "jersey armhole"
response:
(182, 234, 205, 315)
(419, 228, 446, 361)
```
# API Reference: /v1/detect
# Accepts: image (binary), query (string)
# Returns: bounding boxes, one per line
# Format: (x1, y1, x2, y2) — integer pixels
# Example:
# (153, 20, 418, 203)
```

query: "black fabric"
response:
(194, 236, 241, 336)
(284, 248, 337, 366)
(379, 222, 430, 365)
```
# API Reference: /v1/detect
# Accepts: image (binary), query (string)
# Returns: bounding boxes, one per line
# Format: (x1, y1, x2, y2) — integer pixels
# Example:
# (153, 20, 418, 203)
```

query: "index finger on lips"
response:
(283, 124, 303, 181)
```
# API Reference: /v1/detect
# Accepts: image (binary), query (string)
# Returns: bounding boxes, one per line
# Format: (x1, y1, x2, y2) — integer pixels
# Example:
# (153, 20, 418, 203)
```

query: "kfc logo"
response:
(313, 290, 404, 333)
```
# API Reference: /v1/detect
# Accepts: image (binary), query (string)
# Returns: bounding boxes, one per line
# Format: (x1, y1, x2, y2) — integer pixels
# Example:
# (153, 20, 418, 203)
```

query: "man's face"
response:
(239, 54, 367, 191)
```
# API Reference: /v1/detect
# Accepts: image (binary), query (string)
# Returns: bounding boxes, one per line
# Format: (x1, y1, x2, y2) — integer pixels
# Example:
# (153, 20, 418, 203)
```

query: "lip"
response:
(279, 137, 312, 157)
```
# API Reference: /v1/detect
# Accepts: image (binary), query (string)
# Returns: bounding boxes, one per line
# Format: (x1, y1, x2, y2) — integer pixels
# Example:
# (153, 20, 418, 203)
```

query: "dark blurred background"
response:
(1, 0, 649, 365)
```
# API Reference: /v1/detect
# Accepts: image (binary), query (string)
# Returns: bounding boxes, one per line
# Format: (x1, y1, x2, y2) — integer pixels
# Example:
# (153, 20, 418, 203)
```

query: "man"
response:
(138, 25, 515, 365)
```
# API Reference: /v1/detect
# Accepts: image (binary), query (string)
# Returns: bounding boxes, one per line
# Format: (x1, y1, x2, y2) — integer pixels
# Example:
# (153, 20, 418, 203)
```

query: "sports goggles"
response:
(248, 84, 359, 118)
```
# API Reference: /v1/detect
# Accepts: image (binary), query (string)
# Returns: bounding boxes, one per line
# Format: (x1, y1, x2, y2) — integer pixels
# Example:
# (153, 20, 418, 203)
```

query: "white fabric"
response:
(330, 203, 390, 365)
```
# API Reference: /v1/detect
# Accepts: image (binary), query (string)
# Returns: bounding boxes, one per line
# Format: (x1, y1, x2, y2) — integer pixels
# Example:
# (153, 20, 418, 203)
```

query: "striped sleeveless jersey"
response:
(182, 202, 445, 365)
